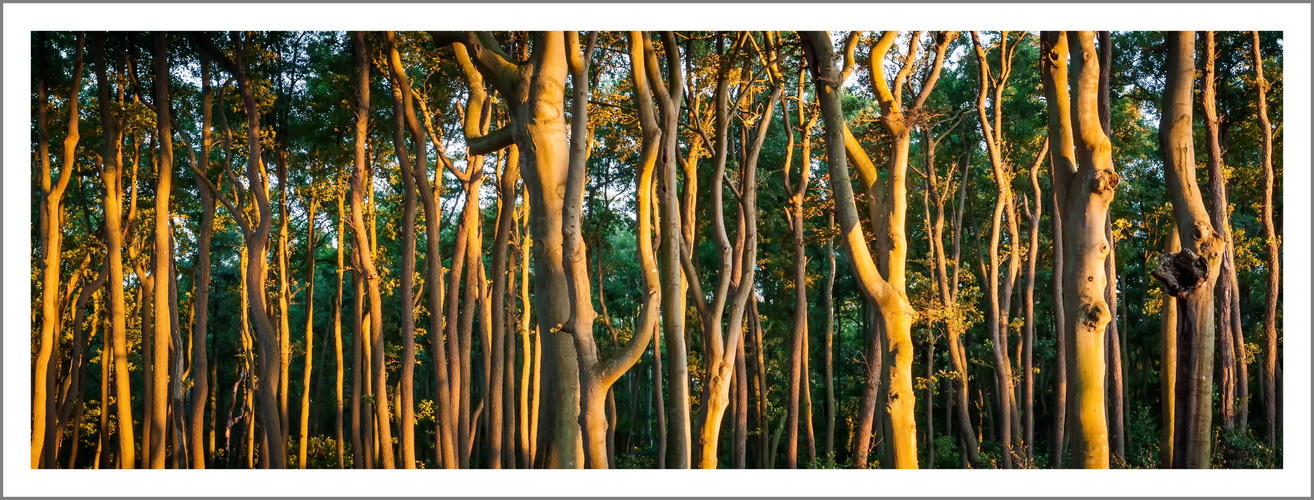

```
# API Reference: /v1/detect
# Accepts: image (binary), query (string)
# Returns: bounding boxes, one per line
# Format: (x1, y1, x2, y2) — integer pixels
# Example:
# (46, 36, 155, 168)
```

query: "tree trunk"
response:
(1040, 31, 1118, 469)
(1153, 31, 1222, 469)
(350, 264, 364, 469)
(1160, 223, 1180, 468)
(297, 196, 318, 468)
(822, 213, 837, 461)
(33, 33, 84, 469)
(334, 194, 346, 468)
(147, 32, 175, 469)
(1250, 30, 1280, 451)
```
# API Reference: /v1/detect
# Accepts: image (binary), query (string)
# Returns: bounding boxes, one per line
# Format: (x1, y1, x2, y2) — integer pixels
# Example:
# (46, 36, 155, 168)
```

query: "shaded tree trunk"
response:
(1153, 31, 1222, 470)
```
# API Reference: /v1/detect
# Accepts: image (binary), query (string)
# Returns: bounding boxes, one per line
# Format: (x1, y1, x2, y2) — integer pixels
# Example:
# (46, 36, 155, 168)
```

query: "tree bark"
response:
(147, 32, 175, 469)
(334, 194, 346, 468)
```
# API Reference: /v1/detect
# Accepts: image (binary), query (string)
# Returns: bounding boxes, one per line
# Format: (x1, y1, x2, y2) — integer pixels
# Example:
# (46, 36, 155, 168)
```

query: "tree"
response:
(1040, 31, 1118, 469)
(1152, 31, 1224, 469)
(32, 32, 84, 469)
(801, 30, 919, 470)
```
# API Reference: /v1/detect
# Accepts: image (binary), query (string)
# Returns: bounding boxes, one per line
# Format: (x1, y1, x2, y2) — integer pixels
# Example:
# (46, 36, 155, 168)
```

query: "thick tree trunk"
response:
(805, 28, 920, 467)
(1040, 31, 1118, 469)
(1154, 31, 1222, 469)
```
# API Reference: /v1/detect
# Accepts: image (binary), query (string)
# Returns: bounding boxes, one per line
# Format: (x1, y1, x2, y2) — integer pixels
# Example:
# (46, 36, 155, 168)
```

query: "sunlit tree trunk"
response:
(350, 263, 364, 469)
(1250, 30, 1280, 451)
(347, 32, 394, 469)
(147, 31, 175, 469)
(431, 30, 584, 469)
(802, 30, 919, 470)
(382, 36, 417, 467)
(32, 32, 84, 469)
(334, 193, 346, 468)
(1040, 31, 1117, 469)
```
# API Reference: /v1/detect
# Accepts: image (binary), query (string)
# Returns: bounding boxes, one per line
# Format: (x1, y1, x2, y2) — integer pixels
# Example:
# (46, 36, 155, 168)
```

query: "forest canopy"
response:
(28, 30, 1283, 473)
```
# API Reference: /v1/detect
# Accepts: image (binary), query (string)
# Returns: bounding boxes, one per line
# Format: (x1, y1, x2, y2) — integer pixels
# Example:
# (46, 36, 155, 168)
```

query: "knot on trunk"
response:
(1080, 301, 1109, 330)
(1151, 249, 1208, 297)
(1089, 169, 1120, 194)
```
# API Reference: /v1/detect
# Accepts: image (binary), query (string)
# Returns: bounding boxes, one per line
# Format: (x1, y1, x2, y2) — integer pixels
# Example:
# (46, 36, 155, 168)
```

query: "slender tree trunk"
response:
(346, 32, 393, 469)
(1023, 170, 1042, 464)
(350, 264, 364, 469)
(1195, 32, 1235, 436)
(1250, 30, 1280, 451)
(334, 195, 346, 468)
(822, 213, 837, 461)
(381, 44, 418, 467)
(147, 32, 175, 469)
(1160, 223, 1180, 468)
(298, 197, 318, 468)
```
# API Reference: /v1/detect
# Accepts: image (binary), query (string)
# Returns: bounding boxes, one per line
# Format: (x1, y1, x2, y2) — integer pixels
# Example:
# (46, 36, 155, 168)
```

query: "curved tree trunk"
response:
(1250, 30, 1280, 451)
(802, 31, 918, 470)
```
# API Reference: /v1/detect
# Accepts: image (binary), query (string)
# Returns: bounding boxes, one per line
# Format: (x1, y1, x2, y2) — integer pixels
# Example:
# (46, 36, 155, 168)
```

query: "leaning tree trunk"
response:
(1152, 31, 1222, 470)
(1040, 31, 1118, 469)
